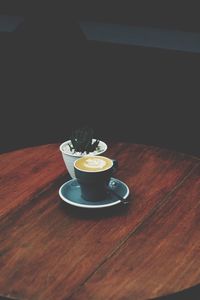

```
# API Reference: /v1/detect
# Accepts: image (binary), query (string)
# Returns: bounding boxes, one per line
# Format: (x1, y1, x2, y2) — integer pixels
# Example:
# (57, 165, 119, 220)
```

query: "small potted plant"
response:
(60, 127, 107, 178)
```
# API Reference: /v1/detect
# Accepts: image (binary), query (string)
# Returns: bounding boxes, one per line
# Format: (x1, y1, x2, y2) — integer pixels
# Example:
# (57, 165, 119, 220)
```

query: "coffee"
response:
(74, 156, 113, 172)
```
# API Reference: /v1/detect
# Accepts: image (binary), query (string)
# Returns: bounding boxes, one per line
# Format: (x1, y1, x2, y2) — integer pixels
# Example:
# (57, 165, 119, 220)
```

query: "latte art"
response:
(84, 158, 106, 169)
(75, 156, 113, 172)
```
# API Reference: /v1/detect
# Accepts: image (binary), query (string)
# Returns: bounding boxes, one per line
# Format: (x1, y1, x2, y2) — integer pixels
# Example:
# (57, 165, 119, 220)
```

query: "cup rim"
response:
(74, 155, 113, 173)
(59, 140, 107, 158)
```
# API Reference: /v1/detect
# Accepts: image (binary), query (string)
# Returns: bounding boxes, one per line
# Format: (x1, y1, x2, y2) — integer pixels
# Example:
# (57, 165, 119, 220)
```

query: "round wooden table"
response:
(0, 142, 200, 300)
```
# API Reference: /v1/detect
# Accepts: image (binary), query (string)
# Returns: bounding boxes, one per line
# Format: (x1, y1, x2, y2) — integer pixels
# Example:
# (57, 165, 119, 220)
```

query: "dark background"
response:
(1, 2, 199, 156)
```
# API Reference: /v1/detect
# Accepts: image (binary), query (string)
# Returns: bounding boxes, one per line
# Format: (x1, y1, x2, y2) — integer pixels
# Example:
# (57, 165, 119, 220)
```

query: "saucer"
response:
(59, 177, 130, 208)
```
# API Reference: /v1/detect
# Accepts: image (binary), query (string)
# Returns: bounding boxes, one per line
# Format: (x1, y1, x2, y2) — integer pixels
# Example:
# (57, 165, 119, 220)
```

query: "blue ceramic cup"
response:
(74, 155, 117, 201)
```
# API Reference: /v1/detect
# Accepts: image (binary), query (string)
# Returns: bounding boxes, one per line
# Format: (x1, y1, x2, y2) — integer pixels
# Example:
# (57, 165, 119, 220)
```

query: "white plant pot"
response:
(59, 139, 107, 178)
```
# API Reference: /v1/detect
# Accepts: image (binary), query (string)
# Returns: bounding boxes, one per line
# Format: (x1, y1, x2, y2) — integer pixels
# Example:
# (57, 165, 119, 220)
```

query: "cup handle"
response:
(112, 159, 118, 172)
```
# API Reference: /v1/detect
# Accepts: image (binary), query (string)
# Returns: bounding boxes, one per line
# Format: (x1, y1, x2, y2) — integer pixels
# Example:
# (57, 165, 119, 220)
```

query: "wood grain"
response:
(71, 164, 200, 300)
(0, 143, 199, 300)
(0, 144, 66, 218)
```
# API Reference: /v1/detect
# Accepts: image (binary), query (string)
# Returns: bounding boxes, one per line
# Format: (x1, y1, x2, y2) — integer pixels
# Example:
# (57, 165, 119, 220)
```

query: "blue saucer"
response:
(59, 177, 130, 208)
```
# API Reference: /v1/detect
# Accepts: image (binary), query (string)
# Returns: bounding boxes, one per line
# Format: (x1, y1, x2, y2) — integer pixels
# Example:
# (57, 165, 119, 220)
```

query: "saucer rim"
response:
(59, 177, 130, 209)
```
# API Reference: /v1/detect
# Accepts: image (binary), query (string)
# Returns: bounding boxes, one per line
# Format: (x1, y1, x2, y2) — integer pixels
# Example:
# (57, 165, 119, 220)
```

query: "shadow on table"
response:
(153, 284, 200, 300)
(0, 297, 19, 300)
(59, 200, 130, 220)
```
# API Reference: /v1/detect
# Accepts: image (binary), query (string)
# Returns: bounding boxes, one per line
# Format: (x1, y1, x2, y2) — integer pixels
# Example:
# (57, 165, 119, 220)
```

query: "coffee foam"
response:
(75, 156, 112, 172)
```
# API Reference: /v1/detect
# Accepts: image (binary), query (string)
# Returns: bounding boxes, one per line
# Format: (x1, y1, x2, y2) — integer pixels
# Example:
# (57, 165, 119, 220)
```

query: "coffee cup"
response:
(74, 155, 117, 201)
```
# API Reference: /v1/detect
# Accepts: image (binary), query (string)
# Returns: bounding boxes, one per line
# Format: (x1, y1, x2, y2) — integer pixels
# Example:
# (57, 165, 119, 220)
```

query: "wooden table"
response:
(0, 142, 200, 300)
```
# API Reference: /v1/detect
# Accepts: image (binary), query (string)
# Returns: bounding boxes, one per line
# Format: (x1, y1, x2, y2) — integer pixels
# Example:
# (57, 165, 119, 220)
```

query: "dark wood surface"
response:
(0, 142, 200, 300)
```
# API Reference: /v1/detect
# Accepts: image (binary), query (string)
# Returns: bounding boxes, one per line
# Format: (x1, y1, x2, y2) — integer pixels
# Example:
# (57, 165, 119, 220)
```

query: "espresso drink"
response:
(75, 156, 113, 172)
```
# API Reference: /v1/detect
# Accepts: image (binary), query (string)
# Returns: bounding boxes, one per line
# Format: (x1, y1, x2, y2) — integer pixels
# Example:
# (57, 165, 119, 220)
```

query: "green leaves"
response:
(70, 127, 100, 154)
